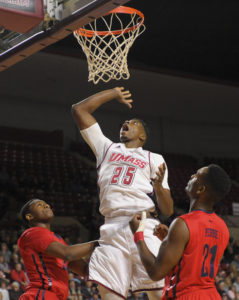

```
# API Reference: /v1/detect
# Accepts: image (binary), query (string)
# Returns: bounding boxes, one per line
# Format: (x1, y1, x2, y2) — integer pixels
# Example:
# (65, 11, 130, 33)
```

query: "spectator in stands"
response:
(0, 272, 7, 283)
(233, 276, 239, 293)
(88, 285, 99, 298)
(218, 270, 227, 280)
(217, 280, 227, 297)
(68, 272, 82, 285)
(10, 263, 28, 291)
(92, 292, 101, 300)
(230, 254, 239, 272)
(9, 281, 22, 300)
(9, 253, 20, 269)
(227, 285, 237, 299)
(221, 292, 230, 300)
(0, 280, 10, 300)
(224, 276, 233, 292)
(86, 281, 94, 294)
(0, 244, 11, 264)
(11, 244, 20, 256)
(229, 270, 237, 284)
(80, 281, 93, 299)
(68, 280, 82, 300)
(0, 256, 10, 277)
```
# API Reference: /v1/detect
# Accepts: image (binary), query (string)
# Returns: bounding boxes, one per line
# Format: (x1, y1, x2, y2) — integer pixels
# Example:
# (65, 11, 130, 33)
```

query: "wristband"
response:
(134, 231, 144, 243)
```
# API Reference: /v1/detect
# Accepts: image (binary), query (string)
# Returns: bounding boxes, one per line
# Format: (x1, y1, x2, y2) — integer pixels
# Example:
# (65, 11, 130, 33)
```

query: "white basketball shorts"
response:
(88, 216, 164, 299)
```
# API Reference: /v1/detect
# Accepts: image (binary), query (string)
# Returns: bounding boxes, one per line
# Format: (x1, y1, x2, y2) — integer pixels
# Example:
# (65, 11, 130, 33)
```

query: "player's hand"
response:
(153, 224, 169, 241)
(130, 212, 146, 234)
(151, 163, 166, 189)
(114, 87, 133, 109)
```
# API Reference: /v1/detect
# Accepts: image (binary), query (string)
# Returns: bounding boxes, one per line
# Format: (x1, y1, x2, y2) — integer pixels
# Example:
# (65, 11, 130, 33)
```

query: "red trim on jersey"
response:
(38, 288, 45, 300)
(31, 254, 46, 290)
(132, 287, 163, 293)
(38, 253, 52, 290)
(97, 142, 114, 171)
(97, 142, 114, 188)
(36, 288, 41, 299)
(173, 257, 183, 298)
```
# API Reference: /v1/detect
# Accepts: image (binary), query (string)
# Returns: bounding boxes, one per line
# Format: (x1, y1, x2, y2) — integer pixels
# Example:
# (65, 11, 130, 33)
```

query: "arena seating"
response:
(0, 139, 102, 239)
(0, 138, 239, 232)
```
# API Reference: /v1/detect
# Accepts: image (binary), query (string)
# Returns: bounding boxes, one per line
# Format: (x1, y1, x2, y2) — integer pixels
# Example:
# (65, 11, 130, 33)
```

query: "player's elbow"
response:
(71, 103, 83, 117)
(160, 205, 174, 217)
(163, 198, 174, 217)
(143, 263, 163, 282)
(63, 251, 75, 262)
(148, 270, 162, 282)
(59, 246, 75, 262)
(71, 104, 87, 126)
(164, 207, 174, 217)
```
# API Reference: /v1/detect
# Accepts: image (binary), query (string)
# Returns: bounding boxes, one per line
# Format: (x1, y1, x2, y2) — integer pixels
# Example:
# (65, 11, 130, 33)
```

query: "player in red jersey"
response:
(130, 164, 231, 299)
(18, 199, 99, 300)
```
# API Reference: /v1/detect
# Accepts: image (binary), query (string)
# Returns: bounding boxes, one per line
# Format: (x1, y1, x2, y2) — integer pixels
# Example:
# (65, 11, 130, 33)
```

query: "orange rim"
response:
(74, 6, 144, 37)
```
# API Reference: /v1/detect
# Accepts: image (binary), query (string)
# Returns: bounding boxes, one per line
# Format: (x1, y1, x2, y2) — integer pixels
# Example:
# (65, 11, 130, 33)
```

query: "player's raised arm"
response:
(71, 87, 133, 130)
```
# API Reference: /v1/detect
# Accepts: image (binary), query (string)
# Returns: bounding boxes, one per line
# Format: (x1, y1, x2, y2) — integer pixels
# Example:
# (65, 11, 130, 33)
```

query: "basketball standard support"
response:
(0, 0, 131, 72)
(0, 0, 44, 33)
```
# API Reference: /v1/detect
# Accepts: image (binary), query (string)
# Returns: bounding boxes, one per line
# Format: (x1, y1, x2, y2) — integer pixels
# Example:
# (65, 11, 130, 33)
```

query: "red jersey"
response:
(11, 268, 28, 290)
(18, 227, 69, 300)
(162, 209, 229, 299)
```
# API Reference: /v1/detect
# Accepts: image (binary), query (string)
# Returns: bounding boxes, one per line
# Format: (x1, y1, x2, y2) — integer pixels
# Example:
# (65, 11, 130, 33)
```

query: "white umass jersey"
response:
(81, 123, 169, 218)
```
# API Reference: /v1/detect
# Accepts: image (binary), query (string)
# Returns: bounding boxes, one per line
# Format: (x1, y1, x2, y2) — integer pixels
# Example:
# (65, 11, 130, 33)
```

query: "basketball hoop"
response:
(73, 6, 145, 84)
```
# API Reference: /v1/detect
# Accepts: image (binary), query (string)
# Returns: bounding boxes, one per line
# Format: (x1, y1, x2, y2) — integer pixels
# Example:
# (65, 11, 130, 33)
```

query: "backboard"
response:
(0, 0, 131, 72)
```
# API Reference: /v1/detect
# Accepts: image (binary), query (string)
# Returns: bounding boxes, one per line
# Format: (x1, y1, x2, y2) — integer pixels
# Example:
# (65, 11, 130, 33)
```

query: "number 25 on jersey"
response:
(110, 166, 136, 186)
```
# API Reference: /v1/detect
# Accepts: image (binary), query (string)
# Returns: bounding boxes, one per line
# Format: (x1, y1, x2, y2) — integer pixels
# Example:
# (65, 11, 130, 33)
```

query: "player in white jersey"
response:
(71, 87, 174, 300)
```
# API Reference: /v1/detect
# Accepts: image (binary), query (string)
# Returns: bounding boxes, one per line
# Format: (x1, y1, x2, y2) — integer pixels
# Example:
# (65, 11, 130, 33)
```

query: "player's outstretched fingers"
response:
(125, 99, 133, 109)
(157, 163, 166, 181)
(159, 162, 166, 173)
(151, 163, 166, 186)
(114, 87, 133, 109)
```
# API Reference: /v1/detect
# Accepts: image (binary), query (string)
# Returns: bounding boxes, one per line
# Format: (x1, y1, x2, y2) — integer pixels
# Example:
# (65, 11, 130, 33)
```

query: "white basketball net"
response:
(73, 8, 145, 84)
